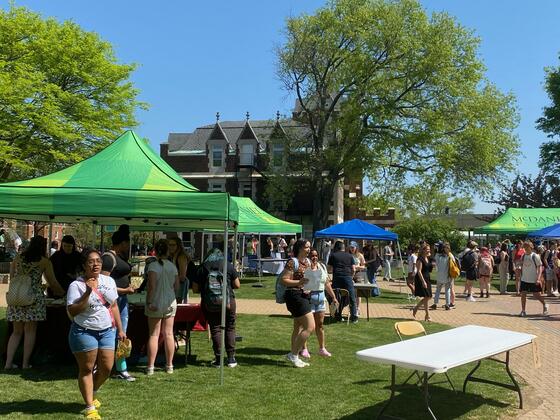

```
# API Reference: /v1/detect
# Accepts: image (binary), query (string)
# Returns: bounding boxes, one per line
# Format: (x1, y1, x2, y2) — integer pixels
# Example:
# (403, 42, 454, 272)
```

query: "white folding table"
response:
(356, 325, 536, 419)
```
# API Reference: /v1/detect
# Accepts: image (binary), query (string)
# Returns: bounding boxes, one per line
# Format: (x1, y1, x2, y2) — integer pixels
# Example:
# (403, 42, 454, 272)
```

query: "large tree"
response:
(487, 171, 560, 210)
(0, 6, 145, 182)
(276, 0, 518, 232)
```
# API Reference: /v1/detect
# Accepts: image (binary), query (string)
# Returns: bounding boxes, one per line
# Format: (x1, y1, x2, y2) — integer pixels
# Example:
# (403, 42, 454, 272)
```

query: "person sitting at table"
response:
(145, 239, 179, 375)
(50, 235, 82, 294)
(67, 249, 126, 420)
(168, 237, 192, 303)
(4, 236, 64, 370)
(192, 248, 240, 368)
(101, 226, 136, 382)
(300, 247, 337, 358)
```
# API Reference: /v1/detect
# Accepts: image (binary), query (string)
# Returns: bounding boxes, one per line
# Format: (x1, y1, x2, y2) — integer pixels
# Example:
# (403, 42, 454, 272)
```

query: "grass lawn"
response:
(0, 308, 521, 419)
(237, 274, 410, 305)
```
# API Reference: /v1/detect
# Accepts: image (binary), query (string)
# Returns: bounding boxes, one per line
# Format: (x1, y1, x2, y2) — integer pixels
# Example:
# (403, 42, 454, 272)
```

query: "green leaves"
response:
(276, 0, 518, 230)
(0, 6, 146, 182)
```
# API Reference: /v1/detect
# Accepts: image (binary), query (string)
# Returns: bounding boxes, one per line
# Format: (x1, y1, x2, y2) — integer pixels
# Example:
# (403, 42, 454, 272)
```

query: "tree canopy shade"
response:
(0, 6, 145, 182)
(315, 219, 397, 241)
(0, 131, 230, 229)
(474, 208, 560, 234)
(276, 0, 519, 232)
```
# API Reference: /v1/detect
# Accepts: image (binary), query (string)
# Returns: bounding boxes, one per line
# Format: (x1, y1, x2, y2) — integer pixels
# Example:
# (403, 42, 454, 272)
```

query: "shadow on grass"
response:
(339, 385, 510, 420)
(235, 346, 289, 366)
(0, 399, 83, 416)
(0, 365, 76, 382)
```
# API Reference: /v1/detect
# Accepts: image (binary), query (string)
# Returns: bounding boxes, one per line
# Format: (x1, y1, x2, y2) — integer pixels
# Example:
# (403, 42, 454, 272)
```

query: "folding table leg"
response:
(462, 359, 482, 393)
(377, 364, 396, 419)
(505, 351, 523, 409)
(423, 372, 437, 420)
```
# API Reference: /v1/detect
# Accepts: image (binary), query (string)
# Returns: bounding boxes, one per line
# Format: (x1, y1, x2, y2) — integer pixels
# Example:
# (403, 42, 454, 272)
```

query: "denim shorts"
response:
(309, 291, 326, 313)
(68, 322, 116, 353)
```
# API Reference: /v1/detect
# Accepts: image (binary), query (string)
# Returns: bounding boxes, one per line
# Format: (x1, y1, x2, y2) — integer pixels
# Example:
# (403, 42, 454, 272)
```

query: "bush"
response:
(393, 217, 466, 253)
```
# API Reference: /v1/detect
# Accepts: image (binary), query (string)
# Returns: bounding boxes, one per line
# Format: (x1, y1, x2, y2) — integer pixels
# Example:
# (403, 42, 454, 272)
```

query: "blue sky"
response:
(3, 0, 560, 212)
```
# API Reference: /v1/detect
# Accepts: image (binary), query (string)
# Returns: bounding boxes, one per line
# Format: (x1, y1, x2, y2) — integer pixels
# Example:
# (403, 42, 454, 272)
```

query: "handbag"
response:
(7, 273, 35, 306)
(116, 338, 132, 359)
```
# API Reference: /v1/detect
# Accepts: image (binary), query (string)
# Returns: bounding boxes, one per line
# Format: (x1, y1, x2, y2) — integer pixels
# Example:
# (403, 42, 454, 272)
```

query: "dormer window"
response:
(272, 143, 284, 167)
(240, 144, 254, 166)
(211, 144, 223, 167)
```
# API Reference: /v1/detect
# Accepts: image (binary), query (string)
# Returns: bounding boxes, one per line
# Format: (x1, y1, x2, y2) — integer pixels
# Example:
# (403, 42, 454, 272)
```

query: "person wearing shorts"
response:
(280, 239, 314, 368)
(299, 248, 338, 358)
(519, 241, 548, 317)
(67, 250, 125, 420)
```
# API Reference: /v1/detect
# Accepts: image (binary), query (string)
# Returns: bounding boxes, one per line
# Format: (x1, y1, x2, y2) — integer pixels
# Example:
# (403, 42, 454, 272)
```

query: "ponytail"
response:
(154, 239, 169, 265)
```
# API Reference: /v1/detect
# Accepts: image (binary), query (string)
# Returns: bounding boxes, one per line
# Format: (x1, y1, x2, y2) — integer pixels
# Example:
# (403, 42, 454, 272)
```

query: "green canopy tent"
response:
(474, 208, 560, 234)
(0, 130, 235, 383)
(0, 130, 230, 229)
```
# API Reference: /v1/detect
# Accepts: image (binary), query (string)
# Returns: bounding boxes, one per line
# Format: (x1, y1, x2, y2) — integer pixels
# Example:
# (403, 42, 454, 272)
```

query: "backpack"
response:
(461, 250, 476, 271)
(479, 255, 493, 276)
(448, 254, 460, 279)
(203, 268, 231, 312)
(275, 257, 299, 304)
(6, 260, 35, 307)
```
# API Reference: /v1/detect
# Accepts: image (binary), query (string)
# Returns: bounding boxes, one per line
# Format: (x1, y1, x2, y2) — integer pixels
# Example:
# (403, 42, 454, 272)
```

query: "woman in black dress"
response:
(412, 243, 433, 321)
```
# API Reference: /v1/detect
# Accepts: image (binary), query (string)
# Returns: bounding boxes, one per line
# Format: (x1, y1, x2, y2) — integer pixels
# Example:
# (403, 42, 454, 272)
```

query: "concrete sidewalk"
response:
(1, 282, 557, 418)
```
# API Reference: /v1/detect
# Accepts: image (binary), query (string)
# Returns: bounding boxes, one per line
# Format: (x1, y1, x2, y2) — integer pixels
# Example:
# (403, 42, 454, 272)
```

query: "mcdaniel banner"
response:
(475, 208, 560, 234)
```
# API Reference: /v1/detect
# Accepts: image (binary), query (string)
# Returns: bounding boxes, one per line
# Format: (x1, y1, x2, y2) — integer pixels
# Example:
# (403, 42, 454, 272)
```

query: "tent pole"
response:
(220, 221, 229, 385)
(201, 232, 205, 261)
(233, 225, 238, 270)
(48, 222, 53, 253)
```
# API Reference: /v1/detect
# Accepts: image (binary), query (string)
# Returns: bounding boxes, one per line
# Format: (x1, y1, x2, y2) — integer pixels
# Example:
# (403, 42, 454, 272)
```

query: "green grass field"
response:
(237, 274, 411, 305)
(0, 307, 520, 419)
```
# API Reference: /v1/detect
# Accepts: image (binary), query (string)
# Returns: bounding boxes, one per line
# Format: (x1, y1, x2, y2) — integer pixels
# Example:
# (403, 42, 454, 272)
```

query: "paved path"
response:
(1, 282, 557, 418)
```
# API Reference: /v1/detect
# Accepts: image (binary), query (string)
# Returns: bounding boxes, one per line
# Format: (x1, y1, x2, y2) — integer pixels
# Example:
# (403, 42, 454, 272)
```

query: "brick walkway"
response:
(1, 283, 557, 418)
(232, 283, 559, 420)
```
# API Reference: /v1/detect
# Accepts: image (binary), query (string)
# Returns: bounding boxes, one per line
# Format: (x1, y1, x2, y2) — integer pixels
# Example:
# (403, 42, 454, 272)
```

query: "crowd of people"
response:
(3, 225, 242, 419)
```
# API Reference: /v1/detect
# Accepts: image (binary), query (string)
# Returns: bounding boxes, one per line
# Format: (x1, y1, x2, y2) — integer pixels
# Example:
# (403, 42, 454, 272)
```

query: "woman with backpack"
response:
(192, 248, 240, 368)
(279, 238, 315, 368)
(145, 239, 179, 375)
(299, 247, 338, 358)
(5, 236, 64, 370)
(477, 247, 494, 298)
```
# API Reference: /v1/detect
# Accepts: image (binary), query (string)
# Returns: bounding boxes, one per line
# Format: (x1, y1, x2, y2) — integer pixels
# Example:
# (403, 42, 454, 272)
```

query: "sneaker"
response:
(92, 399, 101, 409)
(165, 365, 174, 374)
(467, 295, 476, 302)
(83, 408, 101, 419)
(444, 305, 450, 310)
(519, 311, 526, 318)
(115, 371, 136, 382)
(448, 303, 455, 308)
(286, 352, 308, 368)
(543, 304, 549, 316)
(227, 357, 238, 368)
(145, 366, 154, 376)
(211, 357, 221, 368)
(486, 292, 490, 298)
(318, 348, 332, 357)
(351, 318, 359, 324)
(429, 304, 437, 310)
(299, 349, 311, 359)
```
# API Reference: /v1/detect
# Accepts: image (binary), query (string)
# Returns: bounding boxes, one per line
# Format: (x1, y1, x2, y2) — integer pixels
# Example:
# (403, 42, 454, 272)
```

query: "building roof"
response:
(167, 118, 310, 153)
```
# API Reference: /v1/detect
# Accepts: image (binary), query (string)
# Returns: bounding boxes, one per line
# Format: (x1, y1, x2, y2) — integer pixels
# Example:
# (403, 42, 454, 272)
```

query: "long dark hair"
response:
(22, 236, 47, 263)
(155, 239, 169, 266)
(292, 238, 309, 258)
(168, 237, 187, 262)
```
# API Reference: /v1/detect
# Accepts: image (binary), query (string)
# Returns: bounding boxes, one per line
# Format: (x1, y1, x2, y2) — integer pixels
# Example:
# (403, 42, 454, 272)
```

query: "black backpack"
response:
(461, 250, 476, 271)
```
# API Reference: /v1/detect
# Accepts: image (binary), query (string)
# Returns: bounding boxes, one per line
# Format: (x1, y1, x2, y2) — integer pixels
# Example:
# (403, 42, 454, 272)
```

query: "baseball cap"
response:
(349, 241, 358, 248)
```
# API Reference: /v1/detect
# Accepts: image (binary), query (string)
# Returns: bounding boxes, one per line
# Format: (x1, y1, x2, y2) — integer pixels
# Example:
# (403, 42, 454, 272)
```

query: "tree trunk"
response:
(312, 180, 337, 234)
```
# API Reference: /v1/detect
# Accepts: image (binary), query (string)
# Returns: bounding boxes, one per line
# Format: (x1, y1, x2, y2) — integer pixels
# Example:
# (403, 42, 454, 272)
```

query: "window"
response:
(240, 144, 254, 166)
(208, 180, 225, 192)
(272, 143, 284, 167)
(211, 144, 223, 167)
(239, 181, 253, 199)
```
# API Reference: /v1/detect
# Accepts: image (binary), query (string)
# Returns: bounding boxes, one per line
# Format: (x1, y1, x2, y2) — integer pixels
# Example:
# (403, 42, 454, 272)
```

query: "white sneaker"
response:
(286, 352, 308, 368)
(543, 304, 549, 315)
(467, 295, 476, 302)
(519, 311, 526, 317)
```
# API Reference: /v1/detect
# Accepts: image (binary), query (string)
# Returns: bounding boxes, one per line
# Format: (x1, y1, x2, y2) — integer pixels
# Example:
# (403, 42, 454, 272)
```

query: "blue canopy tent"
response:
(314, 219, 405, 290)
(528, 223, 560, 238)
(315, 219, 398, 241)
